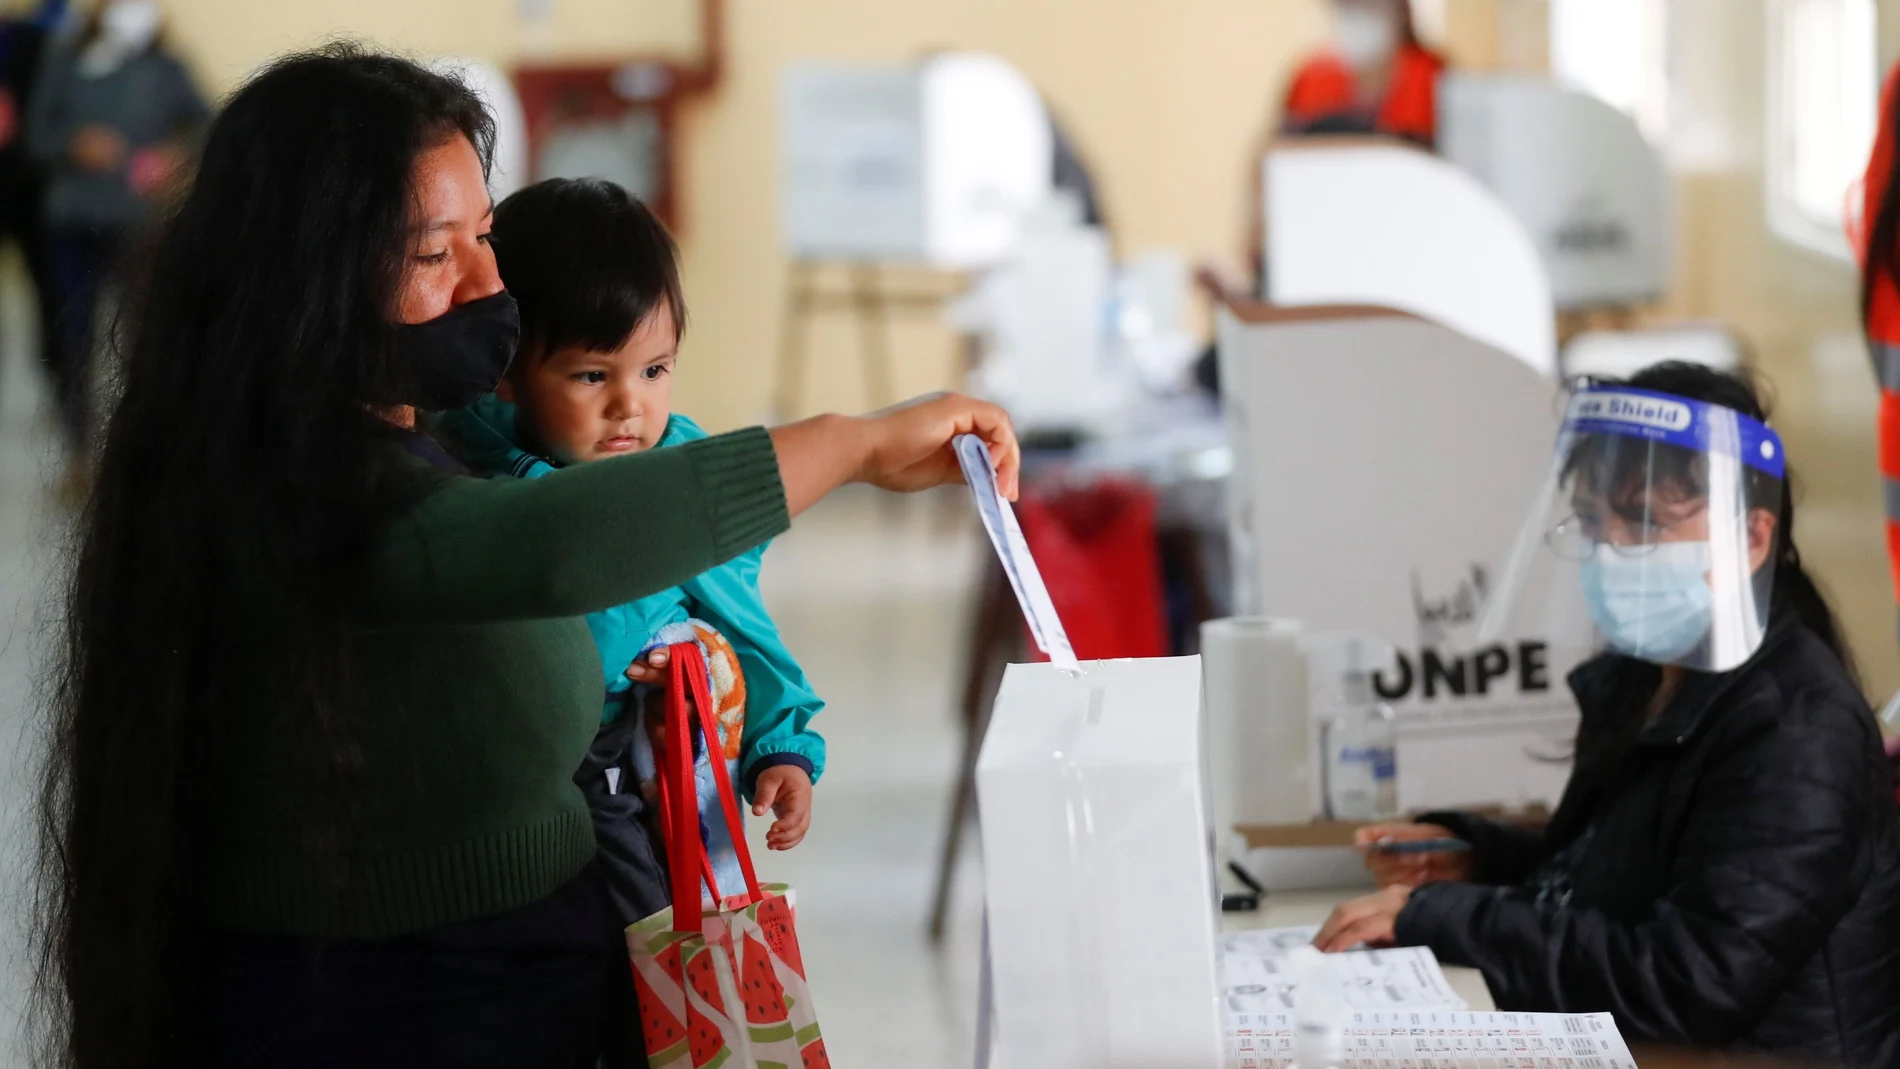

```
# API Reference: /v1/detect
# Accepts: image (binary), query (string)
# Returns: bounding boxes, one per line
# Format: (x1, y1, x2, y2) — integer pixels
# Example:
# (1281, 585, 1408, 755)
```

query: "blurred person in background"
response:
(0, 1, 72, 421)
(1281, 0, 1445, 146)
(1316, 364, 1900, 1066)
(27, 0, 205, 467)
(35, 44, 1017, 1069)
(1852, 58, 1900, 796)
(1858, 63, 1900, 655)
(1192, 0, 1447, 389)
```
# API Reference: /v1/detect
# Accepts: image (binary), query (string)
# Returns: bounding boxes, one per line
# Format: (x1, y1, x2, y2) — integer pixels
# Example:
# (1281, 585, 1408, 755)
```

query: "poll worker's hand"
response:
(625, 647, 672, 687)
(1355, 823, 1472, 888)
(752, 764, 813, 851)
(1313, 884, 1412, 953)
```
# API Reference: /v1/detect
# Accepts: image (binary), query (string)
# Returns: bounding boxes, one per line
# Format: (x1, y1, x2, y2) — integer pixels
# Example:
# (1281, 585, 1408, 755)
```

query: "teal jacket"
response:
(436, 399, 826, 791)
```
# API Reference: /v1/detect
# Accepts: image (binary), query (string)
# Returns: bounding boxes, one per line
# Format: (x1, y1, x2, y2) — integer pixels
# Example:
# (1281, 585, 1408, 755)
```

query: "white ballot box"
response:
(976, 657, 1224, 1069)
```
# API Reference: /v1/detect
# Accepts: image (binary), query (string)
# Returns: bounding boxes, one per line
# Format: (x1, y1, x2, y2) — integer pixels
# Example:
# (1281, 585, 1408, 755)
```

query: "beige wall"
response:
(56, 0, 1900, 691)
(130, 0, 1329, 429)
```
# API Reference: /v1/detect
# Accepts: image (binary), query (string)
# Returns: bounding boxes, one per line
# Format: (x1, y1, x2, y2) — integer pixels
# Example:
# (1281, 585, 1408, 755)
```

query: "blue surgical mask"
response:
(1580, 541, 1714, 663)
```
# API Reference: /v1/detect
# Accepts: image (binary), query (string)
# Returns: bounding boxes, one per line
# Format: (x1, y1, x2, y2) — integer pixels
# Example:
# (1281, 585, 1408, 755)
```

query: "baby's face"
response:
(500, 305, 677, 465)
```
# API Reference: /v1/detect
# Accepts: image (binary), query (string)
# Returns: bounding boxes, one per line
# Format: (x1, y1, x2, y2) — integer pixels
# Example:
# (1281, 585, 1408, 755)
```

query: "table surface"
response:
(1219, 888, 1497, 1011)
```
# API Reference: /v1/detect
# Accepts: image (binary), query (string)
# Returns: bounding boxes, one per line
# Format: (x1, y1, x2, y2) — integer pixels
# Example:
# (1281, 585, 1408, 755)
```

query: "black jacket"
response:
(1395, 622, 1900, 1066)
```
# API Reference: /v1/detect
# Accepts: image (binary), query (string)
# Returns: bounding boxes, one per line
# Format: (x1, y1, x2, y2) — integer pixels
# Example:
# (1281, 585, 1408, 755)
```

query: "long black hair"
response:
(34, 45, 493, 1069)
(1567, 362, 1854, 774)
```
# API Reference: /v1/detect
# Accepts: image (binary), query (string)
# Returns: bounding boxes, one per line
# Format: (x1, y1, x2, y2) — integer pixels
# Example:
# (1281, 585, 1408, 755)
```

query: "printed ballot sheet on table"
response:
(1220, 927, 1467, 1014)
(1227, 1009, 1639, 1069)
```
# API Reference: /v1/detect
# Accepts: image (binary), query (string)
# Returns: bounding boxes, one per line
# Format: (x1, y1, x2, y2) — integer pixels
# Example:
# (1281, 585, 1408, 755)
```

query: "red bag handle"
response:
(659, 641, 764, 931)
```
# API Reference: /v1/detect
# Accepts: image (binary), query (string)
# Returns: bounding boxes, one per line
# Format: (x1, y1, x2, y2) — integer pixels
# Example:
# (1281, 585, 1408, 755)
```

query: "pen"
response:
(1371, 837, 1472, 855)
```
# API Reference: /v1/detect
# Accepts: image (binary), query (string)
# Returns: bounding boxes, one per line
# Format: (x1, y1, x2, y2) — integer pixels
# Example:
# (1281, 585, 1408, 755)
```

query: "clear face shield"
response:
(1480, 386, 1785, 674)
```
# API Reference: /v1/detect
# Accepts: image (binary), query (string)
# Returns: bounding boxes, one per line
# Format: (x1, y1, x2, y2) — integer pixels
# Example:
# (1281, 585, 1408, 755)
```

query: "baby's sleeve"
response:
(683, 547, 826, 798)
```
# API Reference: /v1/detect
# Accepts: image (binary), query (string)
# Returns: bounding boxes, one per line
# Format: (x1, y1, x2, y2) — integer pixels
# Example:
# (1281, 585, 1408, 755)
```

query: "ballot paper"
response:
(1225, 1009, 1638, 1069)
(952, 433, 1078, 666)
(1220, 927, 1467, 1014)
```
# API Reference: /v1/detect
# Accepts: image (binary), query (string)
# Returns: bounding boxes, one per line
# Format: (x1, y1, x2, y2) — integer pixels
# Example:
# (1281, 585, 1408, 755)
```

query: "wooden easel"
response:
(772, 260, 967, 420)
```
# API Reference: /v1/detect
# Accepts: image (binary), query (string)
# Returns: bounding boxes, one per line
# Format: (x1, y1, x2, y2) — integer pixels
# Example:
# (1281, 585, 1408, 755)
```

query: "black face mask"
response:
(392, 291, 521, 411)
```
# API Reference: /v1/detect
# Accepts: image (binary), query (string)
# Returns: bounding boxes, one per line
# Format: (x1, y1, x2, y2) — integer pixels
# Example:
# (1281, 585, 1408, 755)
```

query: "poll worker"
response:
(1854, 60, 1900, 790)
(1281, 0, 1446, 146)
(1316, 363, 1900, 1066)
(1857, 63, 1900, 654)
(1192, 0, 1448, 382)
(35, 46, 1019, 1069)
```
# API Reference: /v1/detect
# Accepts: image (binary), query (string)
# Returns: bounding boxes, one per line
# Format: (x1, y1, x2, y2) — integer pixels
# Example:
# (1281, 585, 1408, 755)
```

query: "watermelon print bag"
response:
(627, 640, 830, 1069)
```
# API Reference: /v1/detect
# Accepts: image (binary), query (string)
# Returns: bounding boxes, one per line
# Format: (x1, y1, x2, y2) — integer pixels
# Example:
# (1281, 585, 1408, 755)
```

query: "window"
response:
(1765, 0, 1878, 261)
(1549, 0, 1670, 144)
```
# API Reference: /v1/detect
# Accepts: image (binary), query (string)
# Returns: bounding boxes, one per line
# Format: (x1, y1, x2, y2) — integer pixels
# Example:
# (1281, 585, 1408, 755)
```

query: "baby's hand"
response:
(626, 647, 672, 687)
(753, 765, 813, 851)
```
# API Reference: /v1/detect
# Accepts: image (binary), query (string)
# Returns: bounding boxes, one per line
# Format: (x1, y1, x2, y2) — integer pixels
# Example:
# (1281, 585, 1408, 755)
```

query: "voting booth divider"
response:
(1264, 140, 1557, 377)
(1212, 304, 1577, 882)
(1437, 75, 1672, 313)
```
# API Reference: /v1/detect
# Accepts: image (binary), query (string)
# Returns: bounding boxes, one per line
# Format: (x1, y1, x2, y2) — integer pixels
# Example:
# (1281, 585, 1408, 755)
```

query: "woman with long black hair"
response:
(33, 45, 1018, 1069)
(1315, 363, 1900, 1066)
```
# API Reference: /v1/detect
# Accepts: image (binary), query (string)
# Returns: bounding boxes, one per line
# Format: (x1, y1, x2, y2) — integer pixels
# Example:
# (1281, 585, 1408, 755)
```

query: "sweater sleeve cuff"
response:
(746, 753, 816, 793)
(1395, 881, 1490, 966)
(686, 428, 790, 564)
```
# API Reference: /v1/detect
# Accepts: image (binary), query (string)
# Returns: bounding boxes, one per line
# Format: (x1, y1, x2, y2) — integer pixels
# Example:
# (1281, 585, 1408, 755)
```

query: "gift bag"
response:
(627, 640, 830, 1069)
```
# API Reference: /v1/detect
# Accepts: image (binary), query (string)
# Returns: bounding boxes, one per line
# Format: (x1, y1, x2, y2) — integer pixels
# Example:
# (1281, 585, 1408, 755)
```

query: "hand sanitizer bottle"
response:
(1323, 637, 1398, 822)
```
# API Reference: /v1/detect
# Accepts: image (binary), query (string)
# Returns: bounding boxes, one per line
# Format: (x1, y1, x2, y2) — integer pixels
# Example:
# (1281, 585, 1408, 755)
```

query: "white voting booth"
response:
(779, 53, 1052, 267)
(1265, 141, 1557, 376)
(1215, 307, 1575, 824)
(1231, 137, 1576, 845)
(1438, 75, 1671, 312)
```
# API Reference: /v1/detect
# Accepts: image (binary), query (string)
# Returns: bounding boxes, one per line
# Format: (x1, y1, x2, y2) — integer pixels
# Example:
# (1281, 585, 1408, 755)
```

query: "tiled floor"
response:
(0, 267, 69, 1066)
(0, 269, 1893, 1068)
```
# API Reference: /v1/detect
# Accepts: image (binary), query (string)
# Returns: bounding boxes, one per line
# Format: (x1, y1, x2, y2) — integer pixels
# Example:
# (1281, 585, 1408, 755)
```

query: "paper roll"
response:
(1200, 617, 1314, 853)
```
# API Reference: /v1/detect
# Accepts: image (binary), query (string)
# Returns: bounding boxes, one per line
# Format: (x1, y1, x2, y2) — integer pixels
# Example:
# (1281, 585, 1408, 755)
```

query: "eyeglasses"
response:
(1544, 511, 1701, 561)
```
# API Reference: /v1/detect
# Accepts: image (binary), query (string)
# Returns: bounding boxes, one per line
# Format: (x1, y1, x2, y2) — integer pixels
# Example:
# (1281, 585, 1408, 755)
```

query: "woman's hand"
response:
(856, 392, 1021, 498)
(770, 393, 1019, 517)
(1314, 884, 1413, 952)
(752, 765, 813, 851)
(1355, 823, 1472, 888)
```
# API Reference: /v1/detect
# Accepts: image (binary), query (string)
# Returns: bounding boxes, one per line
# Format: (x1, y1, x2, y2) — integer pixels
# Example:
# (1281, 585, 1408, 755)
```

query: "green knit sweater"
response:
(196, 427, 788, 939)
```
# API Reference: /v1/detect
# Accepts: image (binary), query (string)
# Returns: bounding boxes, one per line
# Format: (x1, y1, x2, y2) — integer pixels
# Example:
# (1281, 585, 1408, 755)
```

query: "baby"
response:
(439, 177, 823, 922)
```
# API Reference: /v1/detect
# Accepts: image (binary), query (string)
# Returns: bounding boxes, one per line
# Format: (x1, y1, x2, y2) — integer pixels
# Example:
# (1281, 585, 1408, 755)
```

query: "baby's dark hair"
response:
(490, 178, 687, 362)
